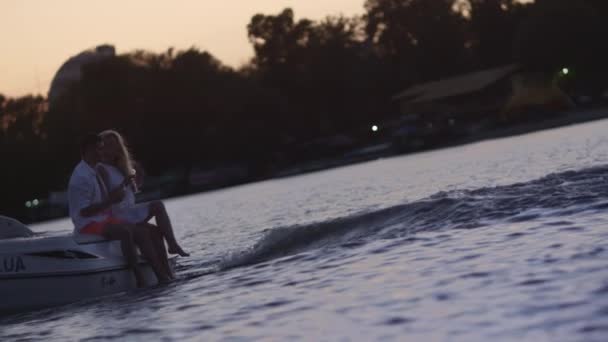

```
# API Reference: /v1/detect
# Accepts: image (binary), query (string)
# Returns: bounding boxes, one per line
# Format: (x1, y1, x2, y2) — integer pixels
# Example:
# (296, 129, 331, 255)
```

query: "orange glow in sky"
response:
(1, 0, 534, 98)
(1, 0, 364, 97)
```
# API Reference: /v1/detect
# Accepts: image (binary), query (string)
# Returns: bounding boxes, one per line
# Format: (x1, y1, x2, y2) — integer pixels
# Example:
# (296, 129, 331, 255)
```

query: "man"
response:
(67, 133, 170, 286)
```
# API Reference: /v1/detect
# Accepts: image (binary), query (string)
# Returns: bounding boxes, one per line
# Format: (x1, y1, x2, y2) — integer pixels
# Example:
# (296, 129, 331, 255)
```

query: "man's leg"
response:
(103, 224, 145, 288)
(131, 224, 171, 283)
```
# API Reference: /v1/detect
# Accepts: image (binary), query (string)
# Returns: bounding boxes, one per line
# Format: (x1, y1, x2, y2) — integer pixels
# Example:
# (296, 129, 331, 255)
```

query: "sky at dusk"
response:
(1, 0, 365, 97)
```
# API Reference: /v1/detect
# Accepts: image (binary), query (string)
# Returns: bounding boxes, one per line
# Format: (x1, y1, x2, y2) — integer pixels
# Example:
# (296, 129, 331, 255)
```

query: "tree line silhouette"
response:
(2, 0, 607, 221)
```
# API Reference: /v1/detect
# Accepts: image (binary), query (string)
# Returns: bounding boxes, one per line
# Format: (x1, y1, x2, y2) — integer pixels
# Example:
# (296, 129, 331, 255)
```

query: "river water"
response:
(3, 119, 608, 341)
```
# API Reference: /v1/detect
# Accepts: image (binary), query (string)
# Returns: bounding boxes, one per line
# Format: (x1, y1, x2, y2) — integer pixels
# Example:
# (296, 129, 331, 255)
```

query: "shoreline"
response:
(269, 106, 608, 179)
(19, 106, 608, 225)
(457, 106, 608, 145)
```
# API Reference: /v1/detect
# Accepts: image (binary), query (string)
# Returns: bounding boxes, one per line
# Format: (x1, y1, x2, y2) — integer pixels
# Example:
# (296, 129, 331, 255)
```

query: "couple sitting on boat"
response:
(67, 130, 188, 286)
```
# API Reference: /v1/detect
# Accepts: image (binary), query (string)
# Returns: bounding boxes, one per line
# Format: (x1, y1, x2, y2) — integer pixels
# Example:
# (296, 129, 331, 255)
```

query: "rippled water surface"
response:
(4, 119, 608, 341)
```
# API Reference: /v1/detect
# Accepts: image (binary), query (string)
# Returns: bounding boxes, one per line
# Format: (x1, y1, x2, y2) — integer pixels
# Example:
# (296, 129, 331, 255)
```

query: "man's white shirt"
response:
(68, 160, 108, 233)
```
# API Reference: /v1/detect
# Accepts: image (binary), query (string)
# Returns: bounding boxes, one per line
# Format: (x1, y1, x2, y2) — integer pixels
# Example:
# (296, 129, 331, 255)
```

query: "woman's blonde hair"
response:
(99, 130, 135, 178)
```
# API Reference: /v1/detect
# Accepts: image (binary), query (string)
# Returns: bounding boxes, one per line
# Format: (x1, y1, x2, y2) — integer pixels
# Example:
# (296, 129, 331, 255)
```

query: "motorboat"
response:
(0, 215, 167, 315)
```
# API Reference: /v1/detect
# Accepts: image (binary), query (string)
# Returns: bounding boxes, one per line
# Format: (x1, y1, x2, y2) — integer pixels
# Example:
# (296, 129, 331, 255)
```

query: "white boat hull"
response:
(0, 227, 170, 315)
(0, 261, 158, 314)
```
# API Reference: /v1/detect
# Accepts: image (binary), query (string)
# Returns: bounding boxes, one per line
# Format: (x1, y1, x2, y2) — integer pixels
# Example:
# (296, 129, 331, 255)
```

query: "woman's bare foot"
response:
(168, 244, 190, 257)
(158, 277, 172, 285)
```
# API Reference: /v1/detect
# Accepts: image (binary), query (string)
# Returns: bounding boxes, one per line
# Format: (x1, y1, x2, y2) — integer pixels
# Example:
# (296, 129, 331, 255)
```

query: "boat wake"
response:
(219, 165, 608, 270)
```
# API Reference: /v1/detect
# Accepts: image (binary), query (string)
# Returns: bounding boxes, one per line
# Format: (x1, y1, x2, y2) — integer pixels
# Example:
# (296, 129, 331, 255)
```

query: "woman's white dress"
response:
(97, 163, 150, 224)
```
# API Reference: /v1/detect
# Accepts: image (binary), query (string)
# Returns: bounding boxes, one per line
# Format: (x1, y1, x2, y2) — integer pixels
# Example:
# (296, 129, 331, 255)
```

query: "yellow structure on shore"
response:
(502, 71, 575, 119)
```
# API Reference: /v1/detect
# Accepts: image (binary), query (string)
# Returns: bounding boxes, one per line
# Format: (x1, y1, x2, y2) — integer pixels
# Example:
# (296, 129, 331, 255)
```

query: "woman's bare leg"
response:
(144, 223, 174, 279)
(149, 201, 189, 256)
(131, 225, 171, 283)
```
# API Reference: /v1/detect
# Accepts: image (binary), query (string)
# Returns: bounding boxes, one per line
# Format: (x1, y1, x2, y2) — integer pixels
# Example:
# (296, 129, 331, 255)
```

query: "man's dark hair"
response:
(79, 133, 101, 157)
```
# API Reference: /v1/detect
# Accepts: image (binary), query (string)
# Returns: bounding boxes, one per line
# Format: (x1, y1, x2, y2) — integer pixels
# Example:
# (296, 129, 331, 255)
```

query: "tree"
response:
(465, 0, 530, 68)
(246, 8, 398, 139)
(248, 9, 314, 70)
(514, 0, 603, 72)
(0, 95, 48, 219)
(364, 0, 470, 86)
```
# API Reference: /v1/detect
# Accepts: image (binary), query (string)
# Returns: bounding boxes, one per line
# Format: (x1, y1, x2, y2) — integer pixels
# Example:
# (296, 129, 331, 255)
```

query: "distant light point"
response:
(372, 125, 379, 132)
(561, 68, 569, 75)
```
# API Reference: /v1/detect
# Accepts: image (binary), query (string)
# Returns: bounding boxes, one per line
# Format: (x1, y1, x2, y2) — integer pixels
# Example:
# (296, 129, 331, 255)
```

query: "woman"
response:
(97, 130, 189, 258)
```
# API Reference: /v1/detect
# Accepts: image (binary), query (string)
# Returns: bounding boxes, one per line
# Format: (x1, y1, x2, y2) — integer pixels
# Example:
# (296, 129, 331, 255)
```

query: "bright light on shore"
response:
(562, 68, 569, 75)
(372, 125, 379, 132)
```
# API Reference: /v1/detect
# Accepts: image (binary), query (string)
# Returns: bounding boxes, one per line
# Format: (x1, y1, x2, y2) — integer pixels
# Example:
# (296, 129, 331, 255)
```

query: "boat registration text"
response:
(1, 256, 26, 273)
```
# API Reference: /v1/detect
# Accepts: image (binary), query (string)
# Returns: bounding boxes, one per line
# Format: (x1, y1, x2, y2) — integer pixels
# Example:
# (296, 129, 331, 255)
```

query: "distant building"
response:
(392, 64, 574, 124)
(48, 45, 116, 106)
(393, 64, 520, 123)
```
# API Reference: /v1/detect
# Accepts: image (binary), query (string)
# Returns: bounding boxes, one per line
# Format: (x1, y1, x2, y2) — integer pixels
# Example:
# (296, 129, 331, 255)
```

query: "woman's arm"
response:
(95, 164, 127, 206)
(96, 164, 113, 192)
(97, 164, 130, 193)
(133, 161, 145, 188)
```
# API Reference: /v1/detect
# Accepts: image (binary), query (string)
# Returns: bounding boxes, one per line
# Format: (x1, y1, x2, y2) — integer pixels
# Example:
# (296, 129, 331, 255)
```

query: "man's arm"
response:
(68, 176, 123, 218)
(81, 186, 126, 217)
(80, 197, 112, 217)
